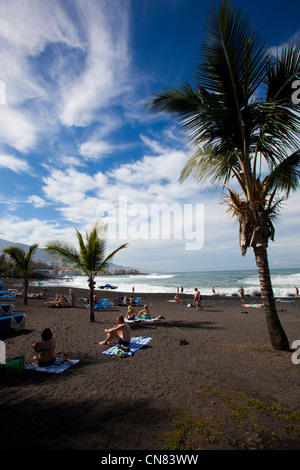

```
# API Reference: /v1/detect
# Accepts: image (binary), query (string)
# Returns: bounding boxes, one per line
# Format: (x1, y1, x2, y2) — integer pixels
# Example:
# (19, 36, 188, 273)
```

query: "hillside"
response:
(0, 238, 52, 264)
(0, 238, 135, 271)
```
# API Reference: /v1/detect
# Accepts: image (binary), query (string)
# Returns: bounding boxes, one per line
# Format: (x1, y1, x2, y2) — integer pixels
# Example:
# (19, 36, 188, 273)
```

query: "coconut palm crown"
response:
(3, 243, 39, 305)
(45, 222, 127, 321)
(146, 0, 300, 350)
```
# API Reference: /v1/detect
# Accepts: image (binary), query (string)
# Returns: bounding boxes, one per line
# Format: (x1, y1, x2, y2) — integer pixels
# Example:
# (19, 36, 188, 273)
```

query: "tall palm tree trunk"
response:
(88, 277, 95, 322)
(253, 245, 290, 350)
(24, 278, 29, 306)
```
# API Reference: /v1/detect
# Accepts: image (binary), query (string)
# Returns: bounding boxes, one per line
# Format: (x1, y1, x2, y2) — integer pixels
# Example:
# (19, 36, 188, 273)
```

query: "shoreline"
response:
(0, 283, 300, 450)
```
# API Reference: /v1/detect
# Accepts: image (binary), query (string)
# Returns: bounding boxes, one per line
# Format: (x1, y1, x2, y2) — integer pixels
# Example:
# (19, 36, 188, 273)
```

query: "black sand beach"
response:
(0, 281, 300, 452)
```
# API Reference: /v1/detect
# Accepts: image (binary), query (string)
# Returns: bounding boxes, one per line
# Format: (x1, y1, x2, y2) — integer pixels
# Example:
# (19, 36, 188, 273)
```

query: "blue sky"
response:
(0, 0, 299, 273)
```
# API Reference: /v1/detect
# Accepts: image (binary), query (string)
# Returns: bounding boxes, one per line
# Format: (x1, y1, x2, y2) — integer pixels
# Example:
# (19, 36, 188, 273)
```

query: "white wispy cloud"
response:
(58, 0, 131, 127)
(27, 195, 47, 208)
(0, 106, 36, 153)
(0, 153, 30, 173)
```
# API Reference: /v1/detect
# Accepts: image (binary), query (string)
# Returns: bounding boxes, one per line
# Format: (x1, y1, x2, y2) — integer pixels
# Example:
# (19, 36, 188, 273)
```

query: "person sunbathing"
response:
(32, 327, 56, 367)
(98, 316, 132, 348)
(45, 293, 71, 306)
(126, 305, 138, 320)
(137, 305, 165, 321)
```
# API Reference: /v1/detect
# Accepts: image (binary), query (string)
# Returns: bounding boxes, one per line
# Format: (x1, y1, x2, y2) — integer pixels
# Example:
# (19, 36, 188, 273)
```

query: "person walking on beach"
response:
(194, 287, 203, 311)
(69, 289, 75, 307)
(98, 316, 132, 348)
(238, 286, 244, 300)
(295, 286, 299, 297)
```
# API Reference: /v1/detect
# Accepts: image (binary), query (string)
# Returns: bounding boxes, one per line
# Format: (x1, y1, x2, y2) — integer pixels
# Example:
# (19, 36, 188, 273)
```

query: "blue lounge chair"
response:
(0, 314, 27, 331)
(0, 294, 15, 300)
(0, 304, 14, 316)
(94, 301, 113, 309)
(86, 298, 108, 308)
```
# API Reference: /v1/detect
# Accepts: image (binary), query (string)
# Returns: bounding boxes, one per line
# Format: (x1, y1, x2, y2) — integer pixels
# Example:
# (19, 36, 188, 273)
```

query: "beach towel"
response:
(24, 357, 79, 374)
(276, 299, 295, 303)
(241, 303, 263, 308)
(125, 318, 153, 323)
(102, 336, 151, 356)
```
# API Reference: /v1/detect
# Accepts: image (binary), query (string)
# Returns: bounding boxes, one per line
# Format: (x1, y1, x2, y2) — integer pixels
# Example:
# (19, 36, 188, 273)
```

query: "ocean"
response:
(38, 268, 300, 298)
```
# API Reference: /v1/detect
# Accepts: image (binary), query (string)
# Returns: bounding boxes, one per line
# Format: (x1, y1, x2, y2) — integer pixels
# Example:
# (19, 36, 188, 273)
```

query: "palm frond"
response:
(45, 241, 84, 272)
(95, 243, 128, 276)
(3, 244, 39, 273)
(45, 222, 128, 277)
(262, 150, 300, 196)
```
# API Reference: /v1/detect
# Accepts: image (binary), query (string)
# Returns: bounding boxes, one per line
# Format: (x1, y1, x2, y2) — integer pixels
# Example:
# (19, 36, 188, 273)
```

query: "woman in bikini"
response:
(32, 327, 56, 367)
(126, 305, 138, 321)
(138, 305, 152, 320)
(137, 305, 164, 321)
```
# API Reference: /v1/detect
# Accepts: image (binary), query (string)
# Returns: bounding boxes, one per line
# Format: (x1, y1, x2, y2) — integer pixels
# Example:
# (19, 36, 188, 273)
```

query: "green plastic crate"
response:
(3, 354, 24, 376)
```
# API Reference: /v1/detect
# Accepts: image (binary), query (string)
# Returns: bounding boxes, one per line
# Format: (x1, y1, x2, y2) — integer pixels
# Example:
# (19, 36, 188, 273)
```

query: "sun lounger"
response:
(28, 293, 45, 298)
(0, 304, 14, 316)
(85, 298, 108, 308)
(0, 294, 15, 300)
(94, 301, 113, 309)
(0, 313, 27, 331)
(44, 299, 71, 307)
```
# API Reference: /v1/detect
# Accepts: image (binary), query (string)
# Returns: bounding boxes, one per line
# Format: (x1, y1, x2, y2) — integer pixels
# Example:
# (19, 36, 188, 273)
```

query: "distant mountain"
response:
(0, 238, 138, 272)
(0, 238, 52, 264)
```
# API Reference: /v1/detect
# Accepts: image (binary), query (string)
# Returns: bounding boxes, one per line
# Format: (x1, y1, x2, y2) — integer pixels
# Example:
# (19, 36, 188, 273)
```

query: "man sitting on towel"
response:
(98, 315, 132, 349)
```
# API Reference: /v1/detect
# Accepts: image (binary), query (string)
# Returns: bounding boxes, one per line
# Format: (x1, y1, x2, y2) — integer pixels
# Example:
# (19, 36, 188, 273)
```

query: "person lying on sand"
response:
(174, 294, 183, 302)
(98, 316, 132, 349)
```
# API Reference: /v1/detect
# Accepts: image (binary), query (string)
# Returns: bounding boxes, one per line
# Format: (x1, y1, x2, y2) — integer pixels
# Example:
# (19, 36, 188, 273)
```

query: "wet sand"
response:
(0, 281, 300, 453)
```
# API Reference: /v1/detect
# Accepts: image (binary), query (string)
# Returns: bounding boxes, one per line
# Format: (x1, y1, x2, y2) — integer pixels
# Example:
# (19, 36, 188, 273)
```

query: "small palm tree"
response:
(3, 244, 39, 305)
(45, 222, 127, 321)
(146, 0, 300, 350)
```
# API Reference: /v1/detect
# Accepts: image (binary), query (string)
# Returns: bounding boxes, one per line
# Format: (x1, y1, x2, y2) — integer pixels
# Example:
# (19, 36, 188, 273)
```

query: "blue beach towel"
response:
(125, 318, 153, 323)
(24, 357, 79, 374)
(102, 336, 152, 356)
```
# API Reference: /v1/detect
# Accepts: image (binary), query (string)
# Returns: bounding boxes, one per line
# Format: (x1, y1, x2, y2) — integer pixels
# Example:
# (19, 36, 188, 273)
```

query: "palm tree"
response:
(146, 0, 300, 350)
(45, 222, 127, 322)
(3, 244, 39, 305)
